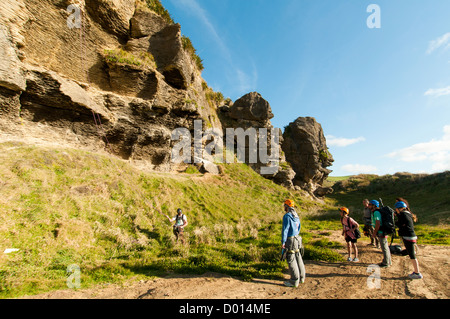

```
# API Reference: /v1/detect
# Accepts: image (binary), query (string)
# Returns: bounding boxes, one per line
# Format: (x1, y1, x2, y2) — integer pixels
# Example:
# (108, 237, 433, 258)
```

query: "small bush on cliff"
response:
(145, 0, 174, 24)
(103, 49, 156, 69)
(182, 36, 204, 71)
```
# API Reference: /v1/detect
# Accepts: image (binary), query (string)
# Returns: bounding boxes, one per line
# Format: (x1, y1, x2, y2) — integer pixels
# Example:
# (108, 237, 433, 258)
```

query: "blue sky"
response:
(161, 0, 450, 176)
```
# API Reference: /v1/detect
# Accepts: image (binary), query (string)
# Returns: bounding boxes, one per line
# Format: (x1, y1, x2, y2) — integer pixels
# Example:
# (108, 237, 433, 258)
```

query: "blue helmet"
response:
(369, 200, 380, 208)
(395, 201, 407, 209)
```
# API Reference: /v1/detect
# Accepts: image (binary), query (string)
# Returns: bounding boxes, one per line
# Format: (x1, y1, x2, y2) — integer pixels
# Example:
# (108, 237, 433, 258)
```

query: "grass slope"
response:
(0, 142, 342, 298)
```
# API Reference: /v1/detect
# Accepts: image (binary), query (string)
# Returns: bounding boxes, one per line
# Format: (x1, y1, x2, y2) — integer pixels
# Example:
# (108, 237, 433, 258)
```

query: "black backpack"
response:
(377, 199, 395, 235)
(346, 217, 361, 239)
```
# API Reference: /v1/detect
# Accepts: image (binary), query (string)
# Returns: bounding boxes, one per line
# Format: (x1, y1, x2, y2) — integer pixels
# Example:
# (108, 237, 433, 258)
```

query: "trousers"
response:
(285, 236, 306, 285)
(378, 236, 392, 266)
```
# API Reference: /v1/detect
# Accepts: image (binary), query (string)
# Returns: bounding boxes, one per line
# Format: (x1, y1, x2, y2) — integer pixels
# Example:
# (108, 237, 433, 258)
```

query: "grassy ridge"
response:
(0, 142, 342, 298)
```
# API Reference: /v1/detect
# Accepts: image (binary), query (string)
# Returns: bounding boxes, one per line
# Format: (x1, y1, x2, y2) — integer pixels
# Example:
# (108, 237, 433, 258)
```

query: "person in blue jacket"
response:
(281, 199, 306, 287)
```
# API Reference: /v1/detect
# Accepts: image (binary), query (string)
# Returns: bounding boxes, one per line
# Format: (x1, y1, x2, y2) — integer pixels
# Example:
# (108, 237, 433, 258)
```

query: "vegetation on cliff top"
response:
(143, 0, 204, 71)
(145, 0, 174, 24)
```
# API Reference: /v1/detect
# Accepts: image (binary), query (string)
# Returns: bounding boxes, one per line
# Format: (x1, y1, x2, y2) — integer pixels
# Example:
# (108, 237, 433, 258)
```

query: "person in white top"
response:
(165, 208, 188, 244)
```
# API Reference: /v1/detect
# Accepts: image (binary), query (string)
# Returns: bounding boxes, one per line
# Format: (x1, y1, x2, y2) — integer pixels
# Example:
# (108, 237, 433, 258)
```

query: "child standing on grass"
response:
(339, 207, 359, 262)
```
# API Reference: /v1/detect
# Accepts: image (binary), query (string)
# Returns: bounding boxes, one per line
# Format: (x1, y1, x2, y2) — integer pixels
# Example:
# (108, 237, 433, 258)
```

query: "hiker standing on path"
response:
(369, 200, 392, 268)
(339, 207, 359, 262)
(363, 199, 379, 248)
(281, 199, 306, 287)
(165, 208, 188, 244)
(394, 201, 423, 279)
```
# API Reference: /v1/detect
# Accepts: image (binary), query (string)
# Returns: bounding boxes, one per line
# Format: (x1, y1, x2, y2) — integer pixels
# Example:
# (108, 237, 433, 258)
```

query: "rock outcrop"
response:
(0, 0, 221, 172)
(282, 117, 334, 196)
(85, 0, 136, 39)
(220, 92, 296, 189)
(0, 0, 334, 192)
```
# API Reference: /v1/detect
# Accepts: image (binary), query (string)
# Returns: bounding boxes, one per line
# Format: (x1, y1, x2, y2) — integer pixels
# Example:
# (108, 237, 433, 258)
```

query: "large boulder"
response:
(282, 117, 334, 194)
(220, 92, 295, 187)
(130, 8, 167, 38)
(228, 92, 274, 125)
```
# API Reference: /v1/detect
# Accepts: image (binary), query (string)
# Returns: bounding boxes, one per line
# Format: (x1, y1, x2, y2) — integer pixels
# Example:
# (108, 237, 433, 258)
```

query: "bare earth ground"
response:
(22, 231, 449, 300)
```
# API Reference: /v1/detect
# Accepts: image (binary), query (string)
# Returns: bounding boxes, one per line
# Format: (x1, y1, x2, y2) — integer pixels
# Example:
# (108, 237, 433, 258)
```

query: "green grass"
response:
(103, 49, 156, 69)
(0, 142, 344, 298)
(1, 143, 447, 298)
(181, 36, 204, 71)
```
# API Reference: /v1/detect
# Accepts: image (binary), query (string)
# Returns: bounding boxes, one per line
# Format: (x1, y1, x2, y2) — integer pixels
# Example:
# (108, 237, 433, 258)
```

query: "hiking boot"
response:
(347, 257, 352, 262)
(283, 281, 298, 288)
(408, 272, 423, 280)
(352, 257, 359, 262)
(378, 263, 389, 268)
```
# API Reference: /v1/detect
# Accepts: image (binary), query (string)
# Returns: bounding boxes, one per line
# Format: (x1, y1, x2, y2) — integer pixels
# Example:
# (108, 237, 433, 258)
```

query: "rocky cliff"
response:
(0, 0, 223, 170)
(0, 0, 333, 195)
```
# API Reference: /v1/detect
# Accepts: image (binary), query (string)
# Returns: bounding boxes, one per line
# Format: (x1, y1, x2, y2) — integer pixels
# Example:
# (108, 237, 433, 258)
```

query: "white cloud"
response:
(236, 65, 258, 95)
(326, 135, 366, 147)
(341, 164, 378, 174)
(174, 0, 229, 56)
(387, 125, 450, 172)
(426, 32, 450, 54)
(424, 86, 450, 98)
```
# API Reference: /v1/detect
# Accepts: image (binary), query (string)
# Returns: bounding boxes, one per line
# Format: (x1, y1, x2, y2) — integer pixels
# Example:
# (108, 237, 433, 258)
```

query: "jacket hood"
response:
(287, 207, 299, 219)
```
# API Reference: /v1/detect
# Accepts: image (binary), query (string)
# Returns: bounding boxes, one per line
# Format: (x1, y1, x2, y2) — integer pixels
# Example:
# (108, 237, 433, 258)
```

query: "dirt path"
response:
(22, 231, 449, 300)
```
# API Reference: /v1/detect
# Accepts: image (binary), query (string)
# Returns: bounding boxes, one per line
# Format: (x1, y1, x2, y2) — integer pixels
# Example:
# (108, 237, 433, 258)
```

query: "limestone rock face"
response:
(0, 0, 222, 172)
(282, 117, 334, 195)
(130, 9, 167, 38)
(85, 0, 136, 39)
(126, 23, 194, 90)
(0, 25, 26, 92)
(0, 0, 334, 187)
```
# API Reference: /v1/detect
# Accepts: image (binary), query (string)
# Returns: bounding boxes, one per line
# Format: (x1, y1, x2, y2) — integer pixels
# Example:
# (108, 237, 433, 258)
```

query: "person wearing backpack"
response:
(369, 200, 392, 268)
(394, 201, 423, 279)
(281, 199, 305, 287)
(165, 208, 188, 244)
(363, 199, 379, 248)
(339, 207, 360, 262)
